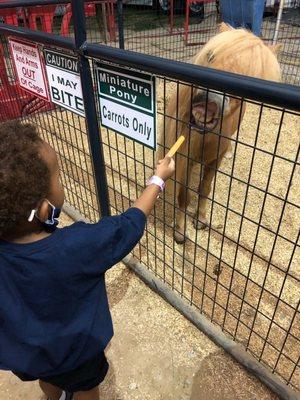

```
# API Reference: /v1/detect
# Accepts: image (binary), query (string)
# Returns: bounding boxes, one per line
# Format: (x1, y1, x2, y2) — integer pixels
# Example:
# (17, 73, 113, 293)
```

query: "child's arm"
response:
(132, 156, 175, 217)
(77, 156, 175, 272)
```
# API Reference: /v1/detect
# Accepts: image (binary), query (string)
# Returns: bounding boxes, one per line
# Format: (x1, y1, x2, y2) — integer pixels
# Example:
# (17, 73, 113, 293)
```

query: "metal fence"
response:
(0, 1, 300, 399)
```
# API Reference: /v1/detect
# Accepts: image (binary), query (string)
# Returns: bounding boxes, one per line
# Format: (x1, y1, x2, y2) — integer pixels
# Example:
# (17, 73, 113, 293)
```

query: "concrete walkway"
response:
(0, 215, 279, 400)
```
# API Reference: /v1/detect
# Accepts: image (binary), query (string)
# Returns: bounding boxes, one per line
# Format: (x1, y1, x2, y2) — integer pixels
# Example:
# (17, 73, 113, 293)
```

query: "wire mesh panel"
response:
(262, 7, 300, 85)
(0, 34, 100, 222)
(121, 0, 219, 59)
(90, 56, 300, 390)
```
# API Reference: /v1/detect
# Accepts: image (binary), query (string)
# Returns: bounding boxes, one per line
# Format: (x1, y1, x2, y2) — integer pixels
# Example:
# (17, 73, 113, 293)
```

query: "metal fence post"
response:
(71, 0, 111, 218)
(117, 0, 125, 49)
(272, 0, 285, 44)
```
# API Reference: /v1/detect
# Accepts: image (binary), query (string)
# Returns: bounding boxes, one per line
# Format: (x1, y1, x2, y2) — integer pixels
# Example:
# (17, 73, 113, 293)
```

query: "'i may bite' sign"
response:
(44, 48, 85, 116)
(95, 62, 156, 149)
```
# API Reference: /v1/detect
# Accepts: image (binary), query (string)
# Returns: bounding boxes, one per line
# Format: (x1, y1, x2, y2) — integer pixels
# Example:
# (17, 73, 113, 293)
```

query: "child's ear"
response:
(36, 199, 51, 222)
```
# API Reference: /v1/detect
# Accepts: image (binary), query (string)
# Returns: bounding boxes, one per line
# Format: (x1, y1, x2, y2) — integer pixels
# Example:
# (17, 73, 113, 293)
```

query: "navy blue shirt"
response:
(0, 208, 146, 377)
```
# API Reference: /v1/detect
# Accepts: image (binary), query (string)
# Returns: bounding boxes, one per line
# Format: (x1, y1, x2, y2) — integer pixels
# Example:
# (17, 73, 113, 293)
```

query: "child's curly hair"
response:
(0, 121, 50, 238)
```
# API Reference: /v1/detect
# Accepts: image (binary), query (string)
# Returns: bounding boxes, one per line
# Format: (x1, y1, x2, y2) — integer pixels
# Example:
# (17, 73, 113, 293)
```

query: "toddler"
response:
(0, 121, 174, 400)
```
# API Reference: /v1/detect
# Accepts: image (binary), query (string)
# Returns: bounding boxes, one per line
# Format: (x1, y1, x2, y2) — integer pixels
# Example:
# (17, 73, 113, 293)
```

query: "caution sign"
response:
(44, 49, 85, 117)
(95, 62, 156, 150)
(9, 38, 49, 101)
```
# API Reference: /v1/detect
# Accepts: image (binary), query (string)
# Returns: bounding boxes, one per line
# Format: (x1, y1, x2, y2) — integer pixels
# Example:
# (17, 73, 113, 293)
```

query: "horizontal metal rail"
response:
(0, 23, 300, 111)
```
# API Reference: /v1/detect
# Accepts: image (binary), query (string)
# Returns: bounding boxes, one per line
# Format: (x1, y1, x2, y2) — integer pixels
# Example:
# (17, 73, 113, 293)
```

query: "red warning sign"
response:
(8, 38, 49, 101)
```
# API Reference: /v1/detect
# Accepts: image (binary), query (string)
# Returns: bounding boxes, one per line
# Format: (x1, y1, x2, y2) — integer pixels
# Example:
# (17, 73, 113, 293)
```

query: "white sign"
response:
(9, 38, 49, 101)
(100, 98, 155, 146)
(95, 62, 156, 150)
(44, 49, 85, 117)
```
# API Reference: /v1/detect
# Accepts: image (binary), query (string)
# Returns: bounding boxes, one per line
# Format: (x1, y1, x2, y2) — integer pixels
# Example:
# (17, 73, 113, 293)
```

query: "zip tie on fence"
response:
(79, 41, 88, 56)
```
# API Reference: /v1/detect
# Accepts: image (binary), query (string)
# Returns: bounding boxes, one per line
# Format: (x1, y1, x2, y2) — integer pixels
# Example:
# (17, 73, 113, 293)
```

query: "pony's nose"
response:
(193, 90, 230, 114)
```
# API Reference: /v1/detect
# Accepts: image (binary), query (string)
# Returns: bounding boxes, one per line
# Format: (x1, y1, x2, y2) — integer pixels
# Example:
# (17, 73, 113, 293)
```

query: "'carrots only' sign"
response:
(95, 62, 156, 150)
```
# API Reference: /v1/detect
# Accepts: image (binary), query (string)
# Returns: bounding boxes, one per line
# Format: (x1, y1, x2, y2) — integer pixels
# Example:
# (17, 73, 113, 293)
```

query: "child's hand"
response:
(155, 156, 175, 181)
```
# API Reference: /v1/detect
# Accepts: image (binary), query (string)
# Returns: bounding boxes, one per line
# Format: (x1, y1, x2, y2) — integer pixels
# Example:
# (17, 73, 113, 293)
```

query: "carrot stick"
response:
(166, 135, 185, 157)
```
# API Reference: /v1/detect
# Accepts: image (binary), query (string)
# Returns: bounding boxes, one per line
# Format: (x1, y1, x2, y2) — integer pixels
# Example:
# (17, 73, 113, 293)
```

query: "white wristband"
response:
(147, 175, 165, 191)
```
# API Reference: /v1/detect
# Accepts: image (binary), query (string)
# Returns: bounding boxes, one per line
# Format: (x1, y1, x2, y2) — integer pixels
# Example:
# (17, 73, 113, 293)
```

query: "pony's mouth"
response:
(197, 118, 219, 131)
(192, 101, 220, 131)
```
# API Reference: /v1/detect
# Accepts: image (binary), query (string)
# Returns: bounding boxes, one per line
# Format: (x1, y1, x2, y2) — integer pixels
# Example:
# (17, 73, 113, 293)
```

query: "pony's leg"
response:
(193, 157, 222, 230)
(174, 154, 194, 243)
(224, 141, 233, 159)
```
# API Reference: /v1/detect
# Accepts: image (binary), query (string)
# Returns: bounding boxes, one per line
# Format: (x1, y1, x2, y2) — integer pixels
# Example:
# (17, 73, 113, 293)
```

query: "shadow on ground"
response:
(190, 350, 278, 400)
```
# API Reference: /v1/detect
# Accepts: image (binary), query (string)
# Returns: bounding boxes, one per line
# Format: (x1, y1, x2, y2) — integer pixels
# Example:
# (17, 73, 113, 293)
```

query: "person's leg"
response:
(39, 380, 63, 400)
(73, 386, 99, 400)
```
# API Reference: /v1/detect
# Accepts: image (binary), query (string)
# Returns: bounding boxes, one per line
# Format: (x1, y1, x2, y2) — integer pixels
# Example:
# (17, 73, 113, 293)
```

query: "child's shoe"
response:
(47, 391, 73, 400)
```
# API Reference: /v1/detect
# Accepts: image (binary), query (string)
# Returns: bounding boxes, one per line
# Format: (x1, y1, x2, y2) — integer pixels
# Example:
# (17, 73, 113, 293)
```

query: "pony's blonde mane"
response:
(157, 25, 282, 161)
(193, 26, 281, 82)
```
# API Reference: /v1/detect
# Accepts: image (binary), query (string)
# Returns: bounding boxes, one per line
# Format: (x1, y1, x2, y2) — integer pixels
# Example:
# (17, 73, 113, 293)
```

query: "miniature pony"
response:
(157, 23, 281, 243)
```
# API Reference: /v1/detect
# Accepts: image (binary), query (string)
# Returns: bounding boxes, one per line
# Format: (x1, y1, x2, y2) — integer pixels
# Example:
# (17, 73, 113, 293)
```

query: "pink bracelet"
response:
(147, 175, 165, 191)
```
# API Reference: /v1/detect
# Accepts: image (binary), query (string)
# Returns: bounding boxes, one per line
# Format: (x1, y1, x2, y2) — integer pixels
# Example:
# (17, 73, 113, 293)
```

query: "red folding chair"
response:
(0, 2, 26, 26)
(26, 5, 57, 33)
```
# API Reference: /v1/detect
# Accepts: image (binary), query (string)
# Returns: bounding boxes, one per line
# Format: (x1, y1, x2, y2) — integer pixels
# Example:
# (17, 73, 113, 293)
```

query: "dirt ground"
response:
(0, 213, 281, 400)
